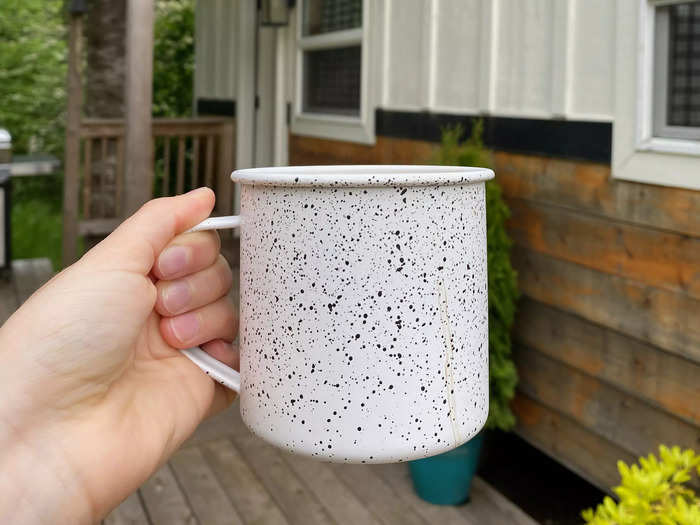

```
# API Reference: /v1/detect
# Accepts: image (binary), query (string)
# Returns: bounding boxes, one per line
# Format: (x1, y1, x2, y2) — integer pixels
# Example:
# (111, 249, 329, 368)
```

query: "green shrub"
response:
(11, 176, 64, 270)
(582, 445, 700, 525)
(430, 121, 519, 431)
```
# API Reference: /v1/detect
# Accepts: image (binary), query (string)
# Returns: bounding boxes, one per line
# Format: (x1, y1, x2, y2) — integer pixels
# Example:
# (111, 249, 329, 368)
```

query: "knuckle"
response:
(209, 229, 222, 251)
(216, 255, 233, 290)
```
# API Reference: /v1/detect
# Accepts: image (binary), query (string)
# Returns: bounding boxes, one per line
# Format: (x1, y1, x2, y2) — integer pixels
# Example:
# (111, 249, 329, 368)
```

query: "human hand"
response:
(0, 188, 238, 524)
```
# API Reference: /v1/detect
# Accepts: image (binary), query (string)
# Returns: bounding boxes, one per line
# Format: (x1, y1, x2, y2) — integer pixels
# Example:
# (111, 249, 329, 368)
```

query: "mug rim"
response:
(231, 165, 494, 187)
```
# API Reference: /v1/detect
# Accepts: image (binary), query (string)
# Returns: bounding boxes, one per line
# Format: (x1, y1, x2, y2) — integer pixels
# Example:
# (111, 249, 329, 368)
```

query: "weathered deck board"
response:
(370, 462, 473, 525)
(228, 429, 337, 525)
(140, 463, 198, 525)
(201, 438, 290, 525)
(466, 477, 541, 525)
(330, 463, 428, 525)
(373, 462, 539, 525)
(170, 446, 244, 525)
(282, 453, 382, 525)
(103, 491, 150, 525)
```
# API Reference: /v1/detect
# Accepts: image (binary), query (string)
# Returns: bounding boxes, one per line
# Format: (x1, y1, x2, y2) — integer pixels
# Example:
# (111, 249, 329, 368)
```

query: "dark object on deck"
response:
(0, 130, 13, 272)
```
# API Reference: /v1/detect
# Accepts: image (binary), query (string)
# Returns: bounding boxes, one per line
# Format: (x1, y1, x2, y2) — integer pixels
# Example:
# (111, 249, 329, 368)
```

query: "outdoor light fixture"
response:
(69, 0, 87, 15)
(260, 0, 295, 26)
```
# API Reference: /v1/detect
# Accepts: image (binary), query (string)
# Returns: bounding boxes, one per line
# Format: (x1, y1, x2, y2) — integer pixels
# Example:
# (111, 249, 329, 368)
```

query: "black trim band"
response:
(375, 109, 612, 164)
(196, 98, 236, 117)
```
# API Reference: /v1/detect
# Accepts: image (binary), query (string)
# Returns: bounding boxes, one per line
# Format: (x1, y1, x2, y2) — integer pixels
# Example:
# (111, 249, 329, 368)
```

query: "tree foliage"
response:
(1, 0, 194, 269)
(431, 121, 519, 431)
(582, 445, 700, 525)
(0, 0, 67, 157)
(153, 0, 194, 117)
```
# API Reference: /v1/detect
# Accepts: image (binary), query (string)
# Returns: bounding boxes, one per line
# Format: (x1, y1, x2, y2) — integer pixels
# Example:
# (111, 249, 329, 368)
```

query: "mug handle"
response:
(181, 215, 242, 391)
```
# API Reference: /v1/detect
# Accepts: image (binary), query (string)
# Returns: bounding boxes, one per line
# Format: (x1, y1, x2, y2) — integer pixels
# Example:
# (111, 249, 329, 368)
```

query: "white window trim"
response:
(613, 0, 700, 190)
(291, 0, 375, 145)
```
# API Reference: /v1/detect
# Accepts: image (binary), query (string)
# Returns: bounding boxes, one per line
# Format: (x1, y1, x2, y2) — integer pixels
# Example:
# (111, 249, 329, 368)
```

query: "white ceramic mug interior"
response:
(183, 165, 494, 463)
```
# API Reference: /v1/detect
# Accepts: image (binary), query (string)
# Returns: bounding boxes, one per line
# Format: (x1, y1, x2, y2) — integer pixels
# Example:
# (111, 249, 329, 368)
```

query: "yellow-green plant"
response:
(582, 445, 700, 525)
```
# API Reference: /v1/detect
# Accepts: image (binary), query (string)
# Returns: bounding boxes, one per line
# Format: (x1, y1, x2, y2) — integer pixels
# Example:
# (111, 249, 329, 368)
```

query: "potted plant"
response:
(582, 445, 700, 524)
(409, 121, 519, 505)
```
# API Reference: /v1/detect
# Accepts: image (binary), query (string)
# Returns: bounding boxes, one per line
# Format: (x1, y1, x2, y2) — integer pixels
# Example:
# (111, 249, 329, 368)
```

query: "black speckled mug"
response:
(183, 165, 493, 463)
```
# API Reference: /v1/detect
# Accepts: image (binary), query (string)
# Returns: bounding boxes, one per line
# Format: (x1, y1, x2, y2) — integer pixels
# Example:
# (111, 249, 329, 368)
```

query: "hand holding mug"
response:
(0, 188, 237, 523)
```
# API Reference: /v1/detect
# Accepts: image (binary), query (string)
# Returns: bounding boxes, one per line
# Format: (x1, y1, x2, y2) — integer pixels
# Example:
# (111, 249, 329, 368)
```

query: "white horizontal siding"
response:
(569, 0, 616, 119)
(385, 0, 430, 109)
(194, 0, 237, 101)
(432, 0, 481, 112)
(194, 0, 615, 121)
(380, 0, 615, 120)
(495, 0, 554, 115)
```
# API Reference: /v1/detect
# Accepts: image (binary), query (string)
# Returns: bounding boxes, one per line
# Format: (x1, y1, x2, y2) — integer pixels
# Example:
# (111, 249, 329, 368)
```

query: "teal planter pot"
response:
(409, 433, 485, 505)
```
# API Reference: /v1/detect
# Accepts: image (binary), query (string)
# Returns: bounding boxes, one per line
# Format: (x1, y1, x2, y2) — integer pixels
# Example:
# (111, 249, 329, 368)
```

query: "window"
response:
(300, 0, 362, 116)
(303, 46, 361, 116)
(612, 0, 700, 190)
(653, 1, 700, 140)
(293, 0, 374, 144)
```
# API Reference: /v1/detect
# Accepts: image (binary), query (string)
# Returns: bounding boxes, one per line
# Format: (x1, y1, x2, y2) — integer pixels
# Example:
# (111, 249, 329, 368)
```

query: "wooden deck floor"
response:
(106, 405, 538, 525)
(2, 258, 538, 525)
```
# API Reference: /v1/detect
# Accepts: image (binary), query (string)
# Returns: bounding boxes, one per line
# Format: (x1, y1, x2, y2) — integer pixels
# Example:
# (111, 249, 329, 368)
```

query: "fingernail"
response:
(158, 246, 188, 277)
(162, 280, 191, 314)
(169, 313, 200, 343)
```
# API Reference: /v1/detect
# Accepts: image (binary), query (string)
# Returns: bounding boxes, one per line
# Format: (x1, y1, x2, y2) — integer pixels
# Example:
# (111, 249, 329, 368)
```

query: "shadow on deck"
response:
(1, 258, 538, 525)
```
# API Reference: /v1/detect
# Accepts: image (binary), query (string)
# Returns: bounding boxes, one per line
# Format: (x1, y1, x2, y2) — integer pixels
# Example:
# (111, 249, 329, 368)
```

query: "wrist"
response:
(0, 412, 96, 524)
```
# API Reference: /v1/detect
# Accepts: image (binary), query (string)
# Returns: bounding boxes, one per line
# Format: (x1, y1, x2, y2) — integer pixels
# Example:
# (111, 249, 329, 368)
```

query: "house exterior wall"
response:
(368, 0, 616, 120)
(194, 0, 238, 104)
(194, 0, 700, 492)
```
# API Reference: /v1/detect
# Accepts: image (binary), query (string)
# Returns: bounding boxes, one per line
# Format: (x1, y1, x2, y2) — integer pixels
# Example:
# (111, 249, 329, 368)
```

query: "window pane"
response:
(667, 1, 700, 127)
(303, 0, 362, 36)
(303, 46, 361, 116)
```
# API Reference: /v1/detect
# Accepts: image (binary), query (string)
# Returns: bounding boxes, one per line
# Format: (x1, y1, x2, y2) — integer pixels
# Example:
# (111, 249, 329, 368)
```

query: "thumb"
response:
(82, 187, 216, 275)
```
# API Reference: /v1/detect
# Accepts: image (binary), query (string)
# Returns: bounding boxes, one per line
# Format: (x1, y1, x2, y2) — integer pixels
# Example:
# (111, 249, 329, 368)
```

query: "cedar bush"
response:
(430, 121, 519, 431)
(582, 445, 700, 524)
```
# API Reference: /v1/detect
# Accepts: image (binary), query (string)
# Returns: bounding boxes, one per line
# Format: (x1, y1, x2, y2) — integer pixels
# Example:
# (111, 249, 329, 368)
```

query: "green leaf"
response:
(582, 445, 700, 523)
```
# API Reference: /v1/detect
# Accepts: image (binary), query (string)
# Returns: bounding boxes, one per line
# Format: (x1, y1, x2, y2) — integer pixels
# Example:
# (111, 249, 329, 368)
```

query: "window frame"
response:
(612, 0, 700, 190)
(636, 0, 700, 155)
(291, 0, 375, 144)
(652, 2, 700, 140)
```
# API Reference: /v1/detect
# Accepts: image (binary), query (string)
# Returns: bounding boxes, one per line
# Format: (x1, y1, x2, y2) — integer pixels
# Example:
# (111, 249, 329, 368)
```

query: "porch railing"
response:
(63, 117, 234, 260)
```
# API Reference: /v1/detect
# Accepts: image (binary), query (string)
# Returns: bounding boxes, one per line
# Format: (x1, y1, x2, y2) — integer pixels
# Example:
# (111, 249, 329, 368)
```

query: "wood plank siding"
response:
(288, 133, 700, 492)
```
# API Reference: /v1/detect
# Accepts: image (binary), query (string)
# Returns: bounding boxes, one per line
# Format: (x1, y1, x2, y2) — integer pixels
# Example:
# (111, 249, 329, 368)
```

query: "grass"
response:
(11, 175, 63, 271)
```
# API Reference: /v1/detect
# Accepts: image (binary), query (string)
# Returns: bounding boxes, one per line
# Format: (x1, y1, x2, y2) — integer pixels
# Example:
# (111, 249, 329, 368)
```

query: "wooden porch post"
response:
(62, 2, 87, 267)
(123, 0, 155, 216)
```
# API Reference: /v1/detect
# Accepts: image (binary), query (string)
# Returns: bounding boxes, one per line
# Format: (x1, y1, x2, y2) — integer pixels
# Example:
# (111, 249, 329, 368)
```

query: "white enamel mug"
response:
(184, 165, 493, 463)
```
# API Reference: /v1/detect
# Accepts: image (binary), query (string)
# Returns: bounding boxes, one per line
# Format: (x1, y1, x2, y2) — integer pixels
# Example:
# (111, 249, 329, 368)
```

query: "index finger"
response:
(82, 188, 215, 275)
